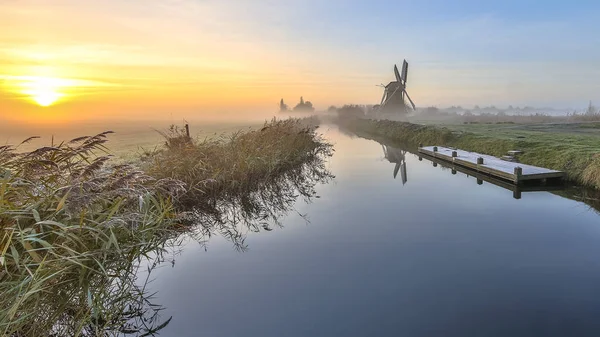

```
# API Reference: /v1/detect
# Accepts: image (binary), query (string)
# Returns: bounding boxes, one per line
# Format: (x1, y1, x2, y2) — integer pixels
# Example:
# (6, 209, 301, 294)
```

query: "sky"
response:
(1, 0, 600, 123)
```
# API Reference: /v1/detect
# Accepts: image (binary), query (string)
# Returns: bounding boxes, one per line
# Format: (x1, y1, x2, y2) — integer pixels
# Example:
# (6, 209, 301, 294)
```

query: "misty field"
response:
(0, 120, 264, 160)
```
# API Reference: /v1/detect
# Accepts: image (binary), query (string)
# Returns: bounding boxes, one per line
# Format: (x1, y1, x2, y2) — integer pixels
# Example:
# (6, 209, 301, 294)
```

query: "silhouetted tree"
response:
(293, 96, 315, 112)
(586, 100, 598, 116)
(279, 99, 289, 112)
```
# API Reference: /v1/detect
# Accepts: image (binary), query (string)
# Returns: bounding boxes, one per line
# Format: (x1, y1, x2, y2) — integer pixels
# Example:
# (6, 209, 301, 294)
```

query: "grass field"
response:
(434, 121, 600, 137)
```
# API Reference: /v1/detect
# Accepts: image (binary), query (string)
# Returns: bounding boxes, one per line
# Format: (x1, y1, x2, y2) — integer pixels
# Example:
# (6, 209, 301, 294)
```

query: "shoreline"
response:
(336, 118, 600, 190)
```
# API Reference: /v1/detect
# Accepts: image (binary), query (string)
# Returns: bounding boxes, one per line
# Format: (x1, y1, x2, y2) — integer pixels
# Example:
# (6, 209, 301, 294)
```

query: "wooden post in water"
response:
(477, 157, 484, 165)
(433, 146, 438, 152)
(433, 162, 438, 167)
(514, 166, 522, 184)
(451, 169, 457, 175)
(513, 189, 522, 200)
(477, 179, 483, 185)
(185, 124, 190, 138)
(452, 151, 458, 158)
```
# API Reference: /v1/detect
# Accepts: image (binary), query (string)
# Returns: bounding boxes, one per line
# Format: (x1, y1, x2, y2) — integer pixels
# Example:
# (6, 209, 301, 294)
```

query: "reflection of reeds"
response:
(186, 147, 334, 251)
(1, 117, 334, 335)
(148, 117, 334, 251)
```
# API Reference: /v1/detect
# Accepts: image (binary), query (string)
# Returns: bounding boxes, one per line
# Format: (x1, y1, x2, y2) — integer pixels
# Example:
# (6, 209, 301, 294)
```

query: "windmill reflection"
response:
(382, 144, 408, 184)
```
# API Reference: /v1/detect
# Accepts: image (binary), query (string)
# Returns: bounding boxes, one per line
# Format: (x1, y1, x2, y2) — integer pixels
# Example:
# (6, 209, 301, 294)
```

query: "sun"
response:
(21, 77, 65, 107)
(31, 88, 61, 107)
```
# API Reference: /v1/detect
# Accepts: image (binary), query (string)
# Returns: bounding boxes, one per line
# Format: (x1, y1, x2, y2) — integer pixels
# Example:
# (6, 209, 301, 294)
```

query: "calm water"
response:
(146, 126, 600, 337)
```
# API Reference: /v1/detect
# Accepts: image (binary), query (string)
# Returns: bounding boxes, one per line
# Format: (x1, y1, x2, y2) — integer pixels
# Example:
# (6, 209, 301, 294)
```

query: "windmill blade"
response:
(401, 60, 408, 84)
(401, 162, 407, 185)
(393, 163, 401, 179)
(394, 65, 401, 82)
(403, 89, 416, 110)
(380, 91, 387, 105)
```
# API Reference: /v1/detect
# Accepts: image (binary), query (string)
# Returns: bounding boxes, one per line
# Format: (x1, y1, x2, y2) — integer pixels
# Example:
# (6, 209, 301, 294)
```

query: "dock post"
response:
(477, 157, 484, 165)
(433, 162, 438, 167)
(514, 167, 522, 184)
(418, 157, 422, 161)
(513, 189, 522, 200)
(451, 169, 457, 175)
(477, 179, 483, 185)
(452, 151, 458, 158)
(433, 146, 438, 152)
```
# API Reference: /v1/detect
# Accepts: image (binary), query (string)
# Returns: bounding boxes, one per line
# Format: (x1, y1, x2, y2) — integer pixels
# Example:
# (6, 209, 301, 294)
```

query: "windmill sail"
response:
(394, 65, 402, 82)
(401, 60, 408, 84)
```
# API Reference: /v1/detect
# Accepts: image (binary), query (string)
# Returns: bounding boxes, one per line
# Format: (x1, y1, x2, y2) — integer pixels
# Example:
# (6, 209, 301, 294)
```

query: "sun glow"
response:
(20, 77, 67, 107)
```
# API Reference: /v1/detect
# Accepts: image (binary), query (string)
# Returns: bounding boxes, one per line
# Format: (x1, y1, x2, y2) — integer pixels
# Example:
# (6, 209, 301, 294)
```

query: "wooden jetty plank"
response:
(418, 146, 565, 184)
(419, 152, 566, 199)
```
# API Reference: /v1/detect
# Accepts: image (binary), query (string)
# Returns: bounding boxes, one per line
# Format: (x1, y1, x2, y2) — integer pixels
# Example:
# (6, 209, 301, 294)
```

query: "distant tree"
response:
(474, 105, 480, 110)
(586, 100, 598, 116)
(422, 106, 440, 116)
(508, 105, 514, 110)
(279, 98, 289, 112)
(293, 96, 315, 112)
(327, 105, 338, 113)
(337, 104, 365, 119)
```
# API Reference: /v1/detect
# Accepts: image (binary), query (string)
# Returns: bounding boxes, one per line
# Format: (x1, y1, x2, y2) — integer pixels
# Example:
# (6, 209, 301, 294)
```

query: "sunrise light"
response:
(19, 76, 70, 107)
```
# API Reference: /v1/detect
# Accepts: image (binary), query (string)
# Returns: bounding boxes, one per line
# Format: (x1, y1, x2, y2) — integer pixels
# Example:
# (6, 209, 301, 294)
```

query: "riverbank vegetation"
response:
(0, 117, 333, 335)
(338, 117, 600, 190)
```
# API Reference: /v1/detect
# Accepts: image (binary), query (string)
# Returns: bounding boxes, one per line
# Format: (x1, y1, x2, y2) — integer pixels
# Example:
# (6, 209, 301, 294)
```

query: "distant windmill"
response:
(377, 60, 416, 116)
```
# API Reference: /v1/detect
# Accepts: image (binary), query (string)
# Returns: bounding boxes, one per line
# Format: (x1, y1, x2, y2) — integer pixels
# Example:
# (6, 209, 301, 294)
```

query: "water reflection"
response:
(381, 145, 407, 184)
(181, 147, 335, 252)
(10, 145, 334, 336)
(138, 128, 600, 337)
(379, 140, 600, 212)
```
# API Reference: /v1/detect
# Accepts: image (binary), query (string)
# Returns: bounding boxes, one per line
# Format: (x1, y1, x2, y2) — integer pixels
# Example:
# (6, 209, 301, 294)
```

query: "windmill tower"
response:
(376, 60, 416, 119)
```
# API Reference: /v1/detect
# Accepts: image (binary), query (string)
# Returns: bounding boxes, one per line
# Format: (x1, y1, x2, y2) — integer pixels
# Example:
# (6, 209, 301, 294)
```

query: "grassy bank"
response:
(338, 118, 600, 189)
(144, 117, 330, 210)
(0, 117, 332, 335)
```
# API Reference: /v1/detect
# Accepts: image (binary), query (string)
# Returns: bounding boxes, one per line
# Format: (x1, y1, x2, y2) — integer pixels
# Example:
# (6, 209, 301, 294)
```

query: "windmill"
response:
(376, 60, 416, 117)
(382, 144, 408, 185)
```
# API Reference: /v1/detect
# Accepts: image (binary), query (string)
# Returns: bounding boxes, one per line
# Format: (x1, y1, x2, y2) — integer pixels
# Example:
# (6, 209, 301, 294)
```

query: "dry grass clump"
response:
(145, 117, 334, 212)
(0, 133, 184, 336)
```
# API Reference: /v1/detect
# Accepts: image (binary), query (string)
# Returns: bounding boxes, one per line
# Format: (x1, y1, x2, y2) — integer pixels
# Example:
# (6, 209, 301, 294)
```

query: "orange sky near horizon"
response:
(0, 0, 388, 123)
(2, 0, 599, 124)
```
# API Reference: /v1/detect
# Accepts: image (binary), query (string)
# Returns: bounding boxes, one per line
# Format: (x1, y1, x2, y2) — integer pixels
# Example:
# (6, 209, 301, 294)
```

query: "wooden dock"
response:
(418, 146, 565, 184)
